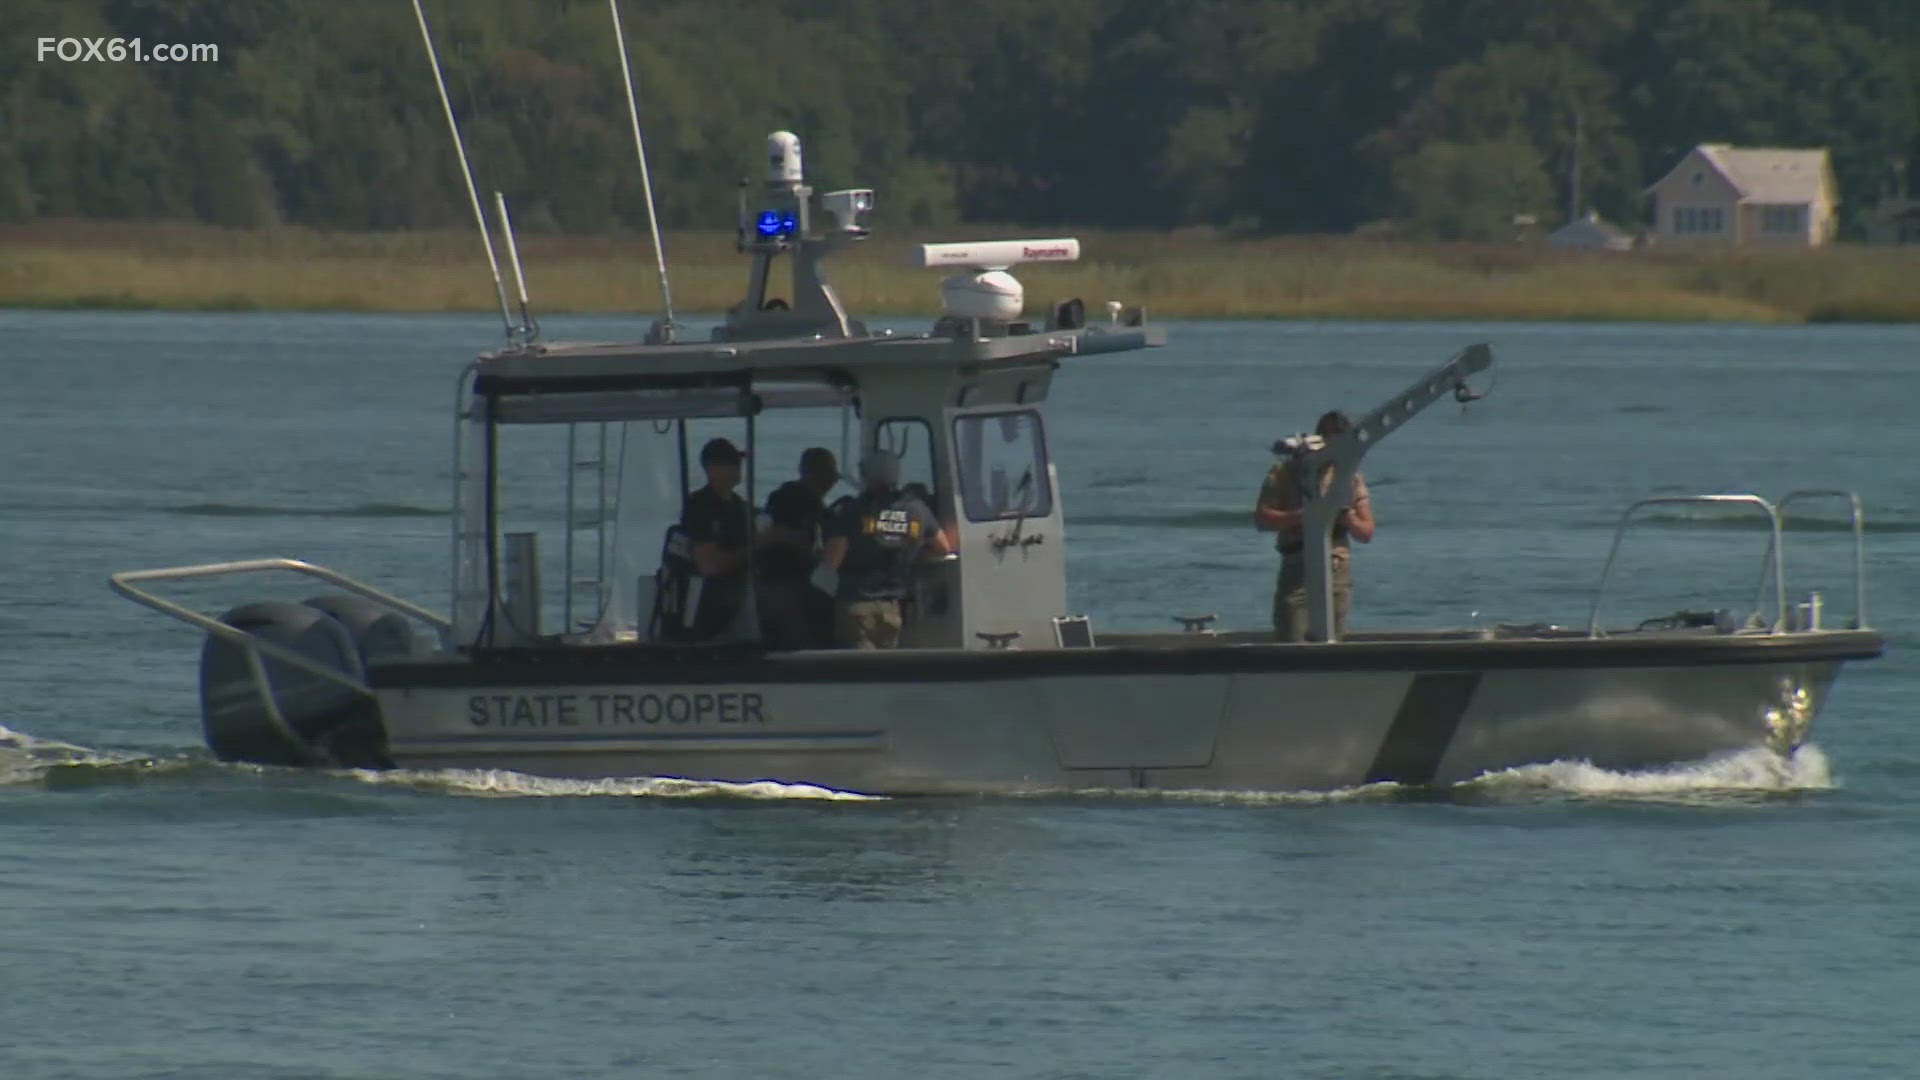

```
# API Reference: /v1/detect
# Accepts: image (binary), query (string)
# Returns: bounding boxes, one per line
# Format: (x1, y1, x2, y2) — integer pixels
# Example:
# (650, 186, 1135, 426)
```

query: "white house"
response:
(1645, 144, 1838, 246)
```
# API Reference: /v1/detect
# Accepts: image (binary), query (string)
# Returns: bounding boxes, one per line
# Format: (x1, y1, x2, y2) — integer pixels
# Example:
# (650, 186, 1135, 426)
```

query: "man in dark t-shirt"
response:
(820, 449, 952, 649)
(680, 437, 754, 639)
(757, 447, 840, 649)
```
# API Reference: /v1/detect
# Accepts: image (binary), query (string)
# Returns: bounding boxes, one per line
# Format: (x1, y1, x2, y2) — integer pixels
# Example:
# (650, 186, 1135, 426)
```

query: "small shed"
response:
(1546, 210, 1633, 250)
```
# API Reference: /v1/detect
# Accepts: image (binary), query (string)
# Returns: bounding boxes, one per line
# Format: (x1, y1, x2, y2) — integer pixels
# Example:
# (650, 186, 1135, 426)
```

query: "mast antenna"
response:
(608, 0, 678, 343)
(411, 0, 516, 344)
(494, 191, 539, 344)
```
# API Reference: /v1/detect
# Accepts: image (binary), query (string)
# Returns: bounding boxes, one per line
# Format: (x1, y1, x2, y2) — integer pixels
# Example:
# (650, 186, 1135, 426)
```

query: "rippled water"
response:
(3, 312, 1918, 1078)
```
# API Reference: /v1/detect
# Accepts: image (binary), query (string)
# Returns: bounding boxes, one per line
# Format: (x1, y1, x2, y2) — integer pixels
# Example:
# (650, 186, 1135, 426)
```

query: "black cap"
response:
(699, 437, 746, 465)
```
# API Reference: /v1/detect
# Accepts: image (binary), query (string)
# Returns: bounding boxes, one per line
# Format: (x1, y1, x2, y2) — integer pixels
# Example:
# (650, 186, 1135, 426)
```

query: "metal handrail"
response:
(1772, 489, 1869, 629)
(109, 558, 452, 697)
(1587, 494, 1784, 637)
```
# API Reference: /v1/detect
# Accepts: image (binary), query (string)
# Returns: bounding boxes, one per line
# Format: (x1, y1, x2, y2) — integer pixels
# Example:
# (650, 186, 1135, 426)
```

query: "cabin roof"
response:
(470, 323, 1163, 424)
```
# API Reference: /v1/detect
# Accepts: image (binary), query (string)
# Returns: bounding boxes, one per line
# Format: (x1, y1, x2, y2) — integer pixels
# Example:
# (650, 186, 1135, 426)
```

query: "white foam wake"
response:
(340, 766, 883, 801)
(1462, 744, 1832, 801)
(0, 723, 89, 756)
(0, 723, 138, 786)
(1051, 746, 1832, 805)
(0, 721, 1834, 806)
(1062, 782, 1404, 805)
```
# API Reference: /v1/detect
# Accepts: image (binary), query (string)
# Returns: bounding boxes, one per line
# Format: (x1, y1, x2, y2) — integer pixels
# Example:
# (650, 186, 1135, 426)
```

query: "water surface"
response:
(3, 312, 1917, 1078)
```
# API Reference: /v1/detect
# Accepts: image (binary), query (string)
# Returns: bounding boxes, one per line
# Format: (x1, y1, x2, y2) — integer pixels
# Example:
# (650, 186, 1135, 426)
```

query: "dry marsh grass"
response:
(3, 221, 1917, 323)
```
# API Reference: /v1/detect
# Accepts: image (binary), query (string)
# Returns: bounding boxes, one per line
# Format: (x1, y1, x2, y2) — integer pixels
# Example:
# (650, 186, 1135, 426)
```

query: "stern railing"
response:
(109, 558, 452, 697)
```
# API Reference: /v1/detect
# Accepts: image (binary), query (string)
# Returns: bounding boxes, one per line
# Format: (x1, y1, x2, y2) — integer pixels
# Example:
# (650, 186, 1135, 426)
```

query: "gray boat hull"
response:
(365, 630, 1874, 794)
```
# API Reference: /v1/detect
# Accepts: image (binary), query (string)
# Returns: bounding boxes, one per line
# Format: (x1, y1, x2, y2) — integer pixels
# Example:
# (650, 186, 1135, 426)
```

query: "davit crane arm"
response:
(1279, 343, 1494, 642)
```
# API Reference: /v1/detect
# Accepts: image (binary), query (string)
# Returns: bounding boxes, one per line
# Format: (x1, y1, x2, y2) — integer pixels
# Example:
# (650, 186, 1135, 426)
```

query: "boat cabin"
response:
(450, 132, 1163, 654)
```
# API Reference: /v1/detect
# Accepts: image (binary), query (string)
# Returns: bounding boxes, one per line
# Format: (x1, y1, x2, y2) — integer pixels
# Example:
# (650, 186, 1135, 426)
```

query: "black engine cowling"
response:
(301, 594, 416, 668)
(198, 596, 402, 769)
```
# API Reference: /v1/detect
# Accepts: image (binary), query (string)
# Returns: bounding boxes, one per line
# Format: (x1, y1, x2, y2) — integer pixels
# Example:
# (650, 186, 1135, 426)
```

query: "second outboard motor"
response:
(303, 594, 414, 766)
(303, 594, 416, 668)
(198, 600, 386, 769)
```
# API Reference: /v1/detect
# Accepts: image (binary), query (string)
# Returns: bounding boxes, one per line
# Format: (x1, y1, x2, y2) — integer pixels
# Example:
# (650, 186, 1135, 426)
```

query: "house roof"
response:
(1692, 144, 1831, 203)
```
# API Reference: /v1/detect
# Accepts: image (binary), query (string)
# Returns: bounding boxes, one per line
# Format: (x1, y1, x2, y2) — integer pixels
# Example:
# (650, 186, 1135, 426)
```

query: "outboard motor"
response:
(198, 598, 393, 769)
(302, 594, 416, 668)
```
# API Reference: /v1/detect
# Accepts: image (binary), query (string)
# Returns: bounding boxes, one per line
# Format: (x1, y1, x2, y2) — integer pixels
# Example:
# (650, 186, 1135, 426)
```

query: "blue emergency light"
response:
(755, 210, 799, 238)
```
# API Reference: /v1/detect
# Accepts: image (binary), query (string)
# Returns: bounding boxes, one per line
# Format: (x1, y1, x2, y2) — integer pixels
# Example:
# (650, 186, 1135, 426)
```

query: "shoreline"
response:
(4, 221, 1918, 324)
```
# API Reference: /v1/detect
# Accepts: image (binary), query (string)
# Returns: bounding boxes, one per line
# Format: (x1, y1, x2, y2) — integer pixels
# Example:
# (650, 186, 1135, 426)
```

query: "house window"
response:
(1673, 206, 1725, 235)
(1760, 204, 1807, 235)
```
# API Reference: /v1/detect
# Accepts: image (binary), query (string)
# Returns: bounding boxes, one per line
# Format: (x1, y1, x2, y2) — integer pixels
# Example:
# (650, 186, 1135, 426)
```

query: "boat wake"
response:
(338, 767, 883, 802)
(0, 722, 151, 780)
(0, 726, 876, 800)
(1064, 782, 1404, 805)
(1, 723, 1829, 805)
(331, 753, 1832, 804)
(1052, 746, 1831, 805)
(0, 718, 243, 787)
(1457, 744, 1832, 803)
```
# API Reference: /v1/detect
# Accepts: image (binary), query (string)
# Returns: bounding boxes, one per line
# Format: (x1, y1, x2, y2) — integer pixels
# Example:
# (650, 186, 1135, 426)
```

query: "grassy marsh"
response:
(3, 221, 1917, 323)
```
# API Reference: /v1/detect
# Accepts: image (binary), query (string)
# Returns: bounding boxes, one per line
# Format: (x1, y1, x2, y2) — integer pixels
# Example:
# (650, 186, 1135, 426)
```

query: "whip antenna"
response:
(608, 0, 677, 342)
(411, 0, 515, 343)
(493, 191, 538, 343)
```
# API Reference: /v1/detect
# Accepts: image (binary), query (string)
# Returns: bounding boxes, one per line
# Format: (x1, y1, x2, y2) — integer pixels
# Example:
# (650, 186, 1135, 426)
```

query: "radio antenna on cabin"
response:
(607, 0, 678, 343)
(410, 0, 517, 345)
(493, 191, 539, 343)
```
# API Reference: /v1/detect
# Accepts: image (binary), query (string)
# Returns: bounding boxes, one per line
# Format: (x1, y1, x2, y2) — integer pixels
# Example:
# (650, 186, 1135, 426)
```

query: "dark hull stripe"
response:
(1365, 672, 1482, 785)
(369, 631, 1883, 690)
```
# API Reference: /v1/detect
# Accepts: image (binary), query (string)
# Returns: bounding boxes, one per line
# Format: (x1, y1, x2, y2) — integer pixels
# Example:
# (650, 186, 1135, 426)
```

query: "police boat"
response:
(110, 129, 1882, 793)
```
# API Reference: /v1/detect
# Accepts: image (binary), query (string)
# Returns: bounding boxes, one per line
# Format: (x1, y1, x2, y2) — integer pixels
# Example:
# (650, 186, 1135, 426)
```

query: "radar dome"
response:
(941, 270, 1024, 321)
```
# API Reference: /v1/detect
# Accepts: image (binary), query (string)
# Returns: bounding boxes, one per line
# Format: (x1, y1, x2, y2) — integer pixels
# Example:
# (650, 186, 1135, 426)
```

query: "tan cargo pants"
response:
(835, 598, 904, 650)
(1274, 553, 1352, 642)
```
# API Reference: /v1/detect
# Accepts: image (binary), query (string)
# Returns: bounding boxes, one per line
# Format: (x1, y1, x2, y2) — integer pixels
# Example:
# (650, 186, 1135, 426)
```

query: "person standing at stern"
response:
(1255, 410, 1374, 642)
(820, 449, 952, 649)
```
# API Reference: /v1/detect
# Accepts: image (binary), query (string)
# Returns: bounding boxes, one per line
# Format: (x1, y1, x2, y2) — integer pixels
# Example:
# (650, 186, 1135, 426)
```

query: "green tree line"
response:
(1, 0, 1915, 239)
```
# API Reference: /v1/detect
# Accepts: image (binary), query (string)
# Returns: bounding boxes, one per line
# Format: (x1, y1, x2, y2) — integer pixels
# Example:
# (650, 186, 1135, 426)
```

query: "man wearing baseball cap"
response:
(819, 448, 953, 648)
(680, 436, 756, 639)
